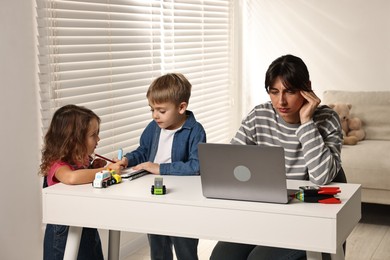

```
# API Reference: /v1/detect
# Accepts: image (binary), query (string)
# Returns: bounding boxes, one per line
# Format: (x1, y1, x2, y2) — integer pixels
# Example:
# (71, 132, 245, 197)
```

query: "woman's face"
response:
(269, 77, 306, 124)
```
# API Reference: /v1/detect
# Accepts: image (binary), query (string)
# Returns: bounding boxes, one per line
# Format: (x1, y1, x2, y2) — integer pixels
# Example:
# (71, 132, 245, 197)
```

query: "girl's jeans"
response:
(43, 224, 103, 260)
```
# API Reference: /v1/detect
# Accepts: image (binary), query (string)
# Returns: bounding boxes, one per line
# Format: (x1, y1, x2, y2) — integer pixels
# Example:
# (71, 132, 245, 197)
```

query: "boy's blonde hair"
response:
(146, 73, 191, 106)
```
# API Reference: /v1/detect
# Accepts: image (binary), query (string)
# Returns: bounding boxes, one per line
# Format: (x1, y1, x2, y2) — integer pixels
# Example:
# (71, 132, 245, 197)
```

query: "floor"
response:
(123, 203, 390, 260)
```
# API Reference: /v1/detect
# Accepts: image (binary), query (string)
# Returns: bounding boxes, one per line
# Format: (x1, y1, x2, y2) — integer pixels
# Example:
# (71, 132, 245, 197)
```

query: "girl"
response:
(39, 104, 123, 260)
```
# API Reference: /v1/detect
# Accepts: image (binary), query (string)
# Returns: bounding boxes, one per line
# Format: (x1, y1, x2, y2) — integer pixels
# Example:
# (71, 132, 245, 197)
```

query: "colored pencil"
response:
(95, 153, 115, 163)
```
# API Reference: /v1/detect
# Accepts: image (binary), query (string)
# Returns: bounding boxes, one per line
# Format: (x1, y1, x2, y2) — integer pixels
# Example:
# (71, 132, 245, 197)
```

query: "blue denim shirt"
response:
(124, 110, 206, 175)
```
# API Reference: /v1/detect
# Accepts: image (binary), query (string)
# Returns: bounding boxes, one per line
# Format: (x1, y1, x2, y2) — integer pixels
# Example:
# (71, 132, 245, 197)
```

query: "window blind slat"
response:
(37, 0, 233, 156)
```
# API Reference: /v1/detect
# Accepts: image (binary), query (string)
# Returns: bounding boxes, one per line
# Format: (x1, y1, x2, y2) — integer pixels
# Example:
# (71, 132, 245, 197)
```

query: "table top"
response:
(42, 175, 361, 254)
(42, 174, 360, 218)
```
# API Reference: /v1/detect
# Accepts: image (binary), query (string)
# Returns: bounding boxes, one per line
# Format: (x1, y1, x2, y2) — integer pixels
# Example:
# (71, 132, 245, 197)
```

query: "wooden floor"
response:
(123, 203, 390, 260)
(345, 203, 390, 260)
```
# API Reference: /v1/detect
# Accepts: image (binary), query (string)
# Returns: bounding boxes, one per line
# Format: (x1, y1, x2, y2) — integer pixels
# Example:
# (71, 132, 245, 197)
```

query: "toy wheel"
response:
(102, 182, 107, 188)
(151, 185, 155, 194)
(163, 185, 166, 194)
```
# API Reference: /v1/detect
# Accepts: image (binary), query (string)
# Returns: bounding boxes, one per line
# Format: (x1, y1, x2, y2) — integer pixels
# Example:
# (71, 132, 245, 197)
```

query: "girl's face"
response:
(269, 77, 306, 124)
(149, 100, 187, 130)
(86, 118, 100, 155)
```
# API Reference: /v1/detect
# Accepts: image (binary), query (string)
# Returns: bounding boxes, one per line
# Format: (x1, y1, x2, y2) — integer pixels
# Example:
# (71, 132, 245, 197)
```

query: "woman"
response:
(210, 54, 344, 260)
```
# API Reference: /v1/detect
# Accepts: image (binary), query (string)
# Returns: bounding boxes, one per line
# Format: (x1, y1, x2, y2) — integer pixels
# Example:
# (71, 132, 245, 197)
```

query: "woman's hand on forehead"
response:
(299, 91, 321, 124)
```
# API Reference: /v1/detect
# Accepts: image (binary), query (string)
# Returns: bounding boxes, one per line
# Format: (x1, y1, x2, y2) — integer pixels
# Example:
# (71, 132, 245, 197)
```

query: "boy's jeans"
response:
(43, 224, 103, 260)
(148, 234, 198, 260)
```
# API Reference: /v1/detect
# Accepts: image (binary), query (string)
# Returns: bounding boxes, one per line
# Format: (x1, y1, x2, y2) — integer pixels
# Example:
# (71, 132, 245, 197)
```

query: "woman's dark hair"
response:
(265, 54, 311, 93)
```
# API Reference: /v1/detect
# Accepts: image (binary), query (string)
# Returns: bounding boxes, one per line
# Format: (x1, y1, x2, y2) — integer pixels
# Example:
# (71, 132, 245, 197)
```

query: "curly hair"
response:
(39, 104, 101, 176)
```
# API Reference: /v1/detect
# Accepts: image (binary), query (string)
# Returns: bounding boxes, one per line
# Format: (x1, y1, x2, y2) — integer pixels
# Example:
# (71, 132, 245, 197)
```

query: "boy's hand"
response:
(121, 157, 129, 168)
(299, 91, 321, 124)
(133, 162, 160, 175)
(91, 158, 107, 169)
(114, 157, 128, 168)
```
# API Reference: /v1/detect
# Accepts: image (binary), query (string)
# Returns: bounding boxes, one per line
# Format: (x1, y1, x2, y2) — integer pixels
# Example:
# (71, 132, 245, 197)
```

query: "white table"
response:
(42, 175, 361, 260)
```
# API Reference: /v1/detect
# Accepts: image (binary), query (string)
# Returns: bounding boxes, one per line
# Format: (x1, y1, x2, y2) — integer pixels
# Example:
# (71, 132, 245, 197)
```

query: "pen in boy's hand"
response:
(95, 153, 115, 164)
(118, 148, 123, 159)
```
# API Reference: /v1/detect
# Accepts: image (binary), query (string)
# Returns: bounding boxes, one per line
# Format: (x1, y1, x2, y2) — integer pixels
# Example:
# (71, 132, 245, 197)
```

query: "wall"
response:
(0, 2, 149, 259)
(240, 0, 390, 115)
(0, 1, 42, 259)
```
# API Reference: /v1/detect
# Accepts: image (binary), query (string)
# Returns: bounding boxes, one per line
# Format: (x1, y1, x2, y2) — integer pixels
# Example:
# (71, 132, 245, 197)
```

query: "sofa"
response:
(323, 90, 390, 205)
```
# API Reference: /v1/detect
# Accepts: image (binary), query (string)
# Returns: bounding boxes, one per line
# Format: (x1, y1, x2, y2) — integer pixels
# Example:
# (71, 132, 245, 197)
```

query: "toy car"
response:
(110, 172, 122, 185)
(93, 170, 122, 188)
(93, 170, 111, 188)
(151, 177, 166, 195)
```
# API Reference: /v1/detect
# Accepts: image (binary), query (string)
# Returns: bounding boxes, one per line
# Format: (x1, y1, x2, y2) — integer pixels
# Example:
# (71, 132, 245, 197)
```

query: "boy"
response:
(121, 73, 206, 260)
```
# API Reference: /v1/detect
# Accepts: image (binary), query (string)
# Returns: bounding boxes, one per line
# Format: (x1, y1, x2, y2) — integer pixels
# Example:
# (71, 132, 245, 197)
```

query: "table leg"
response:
(63, 226, 82, 260)
(331, 245, 345, 260)
(306, 251, 322, 260)
(108, 230, 121, 260)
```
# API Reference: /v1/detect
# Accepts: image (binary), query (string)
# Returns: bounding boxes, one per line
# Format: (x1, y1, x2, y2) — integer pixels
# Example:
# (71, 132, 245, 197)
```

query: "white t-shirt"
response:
(153, 128, 181, 164)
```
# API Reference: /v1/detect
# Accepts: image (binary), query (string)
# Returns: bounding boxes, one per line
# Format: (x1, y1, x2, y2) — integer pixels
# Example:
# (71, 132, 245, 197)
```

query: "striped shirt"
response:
(231, 102, 343, 185)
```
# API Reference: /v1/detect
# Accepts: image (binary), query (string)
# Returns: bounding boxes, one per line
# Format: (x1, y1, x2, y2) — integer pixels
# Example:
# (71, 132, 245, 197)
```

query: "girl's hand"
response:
(107, 161, 124, 174)
(133, 162, 160, 175)
(299, 91, 321, 124)
(91, 158, 107, 169)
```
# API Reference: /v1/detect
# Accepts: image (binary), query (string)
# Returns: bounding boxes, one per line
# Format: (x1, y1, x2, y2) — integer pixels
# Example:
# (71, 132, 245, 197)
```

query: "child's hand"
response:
(91, 158, 107, 169)
(107, 161, 124, 174)
(133, 162, 160, 175)
(121, 157, 128, 168)
(114, 157, 128, 168)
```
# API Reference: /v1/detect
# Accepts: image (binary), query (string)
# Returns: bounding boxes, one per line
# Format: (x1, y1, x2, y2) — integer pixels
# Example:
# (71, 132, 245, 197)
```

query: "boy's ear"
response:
(178, 102, 188, 114)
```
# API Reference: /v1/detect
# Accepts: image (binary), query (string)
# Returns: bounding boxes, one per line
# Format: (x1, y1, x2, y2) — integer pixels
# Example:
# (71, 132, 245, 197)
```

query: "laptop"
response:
(198, 143, 295, 204)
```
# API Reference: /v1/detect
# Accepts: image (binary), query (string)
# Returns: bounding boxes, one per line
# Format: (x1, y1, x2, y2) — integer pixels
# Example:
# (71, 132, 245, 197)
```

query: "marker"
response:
(121, 168, 144, 178)
(117, 148, 123, 159)
(95, 153, 115, 163)
(128, 173, 145, 181)
(127, 171, 148, 181)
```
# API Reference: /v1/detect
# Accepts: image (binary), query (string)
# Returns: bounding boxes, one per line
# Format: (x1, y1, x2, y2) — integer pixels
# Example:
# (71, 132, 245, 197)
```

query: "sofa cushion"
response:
(323, 90, 390, 141)
(341, 140, 390, 190)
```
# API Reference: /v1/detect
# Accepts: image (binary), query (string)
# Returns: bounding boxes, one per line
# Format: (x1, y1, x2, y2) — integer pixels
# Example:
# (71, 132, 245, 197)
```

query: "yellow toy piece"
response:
(110, 171, 122, 184)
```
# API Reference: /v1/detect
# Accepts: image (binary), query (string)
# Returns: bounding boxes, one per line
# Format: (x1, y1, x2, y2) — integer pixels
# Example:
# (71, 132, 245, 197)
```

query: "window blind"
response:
(37, 0, 234, 158)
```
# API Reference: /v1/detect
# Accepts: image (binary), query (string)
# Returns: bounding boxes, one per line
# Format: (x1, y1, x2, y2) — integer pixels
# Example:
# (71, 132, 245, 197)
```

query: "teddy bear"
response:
(328, 103, 366, 145)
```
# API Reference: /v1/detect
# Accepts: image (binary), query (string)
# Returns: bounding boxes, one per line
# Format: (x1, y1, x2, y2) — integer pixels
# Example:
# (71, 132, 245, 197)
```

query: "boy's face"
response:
(86, 118, 100, 155)
(149, 100, 187, 130)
